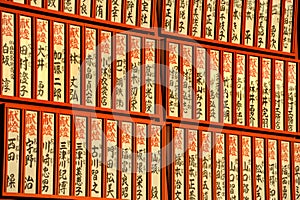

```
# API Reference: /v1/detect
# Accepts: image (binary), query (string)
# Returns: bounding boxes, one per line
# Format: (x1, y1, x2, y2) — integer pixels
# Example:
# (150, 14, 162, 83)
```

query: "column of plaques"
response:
(218, 0, 230, 42)
(69, 25, 81, 104)
(58, 115, 72, 196)
(136, 124, 147, 200)
(231, 0, 243, 44)
(223, 52, 232, 123)
(168, 43, 179, 117)
(121, 122, 133, 199)
(85, 28, 97, 106)
(125, 0, 138, 26)
(1, 12, 15, 96)
(242, 136, 252, 199)
(36, 19, 49, 100)
(236, 54, 245, 125)
(281, 141, 291, 199)
(80, 0, 92, 17)
(74, 117, 87, 196)
(205, 0, 216, 39)
(249, 56, 259, 127)
(202, 131, 212, 200)
(53, 22, 65, 102)
(111, 0, 123, 23)
(268, 140, 278, 199)
(90, 118, 103, 197)
(151, 126, 161, 200)
(24, 111, 38, 194)
(191, 0, 203, 37)
(115, 34, 127, 110)
(100, 31, 112, 108)
(6, 109, 21, 193)
(195, 48, 206, 121)
(244, 0, 255, 46)
(228, 135, 239, 199)
(164, 0, 176, 32)
(19, 16, 32, 98)
(188, 130, 198, 199)
(41, 113, 55, 195)
(294, 143, 300, 198)
(255, 138, 265, 199)
(287, 62, 297, 132)
(209, 50, 220, 122)
(182, 45, 193, 118)
(274, 60, 284, 130)
(144, 39, 156, 114)
(178, 0, 189, 35)
(95, 0, 107, 20)
(173, 128, 185, 200)
(106, 120, 118, 198)
(215, 133, 225, 199)
(64, 0, 76, 14)
(130, 37, 142, 112)
(261, 58, 272, 129)
(140, 0, 152, 28)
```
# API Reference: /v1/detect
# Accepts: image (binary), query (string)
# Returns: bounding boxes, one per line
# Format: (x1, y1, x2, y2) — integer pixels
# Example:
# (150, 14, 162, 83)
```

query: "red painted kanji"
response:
(59, 115, 70, 138)
(262, 59, 271, 79)
(210, 51, 219, 70)
(182, 46, 192, 67)
(116, 34, 126, 56)
(223, 53, 232, 73)
(106, 121, 117, 142)
(121, 123, 131, 144)
(249, 58, 258, 77)
(101, 32, 111, 54)
(188, 131, 197, 152)
(136, 125, 146, 145)
(7, 109, 20, 133)
(75, 118, 86, 139)
(196, 48, 205, 69)
(131, 38, 140, 59)
(42, 113, 54, 136)
(151, 126, 160, 148)
(37, 20, 47, 43)
(69, 26, 80, 49)
(275, 61, 283, 81)
(174, 129, 183, 150)
(145, 40, 155, 62)
(281, 143, 289, 162)
(2, 13, 13, 37)
(202, 133, 211, 153)
(236, 55, 244, 74)
(86, 29, 95, 50)
(288, 63, 296, 84)
(242, 138, 250, 157)
(19, 17, 30, 39)
(255, 139, 264, 158)
(53, 23, 64, 45)
(91, 119, 102, 140)
(169, 44, 178, 65)
(229, 136, 237, 156)
(268, 141, 276, 160)
(25, 112, 37, 136)
(215, 134, 224, 154)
